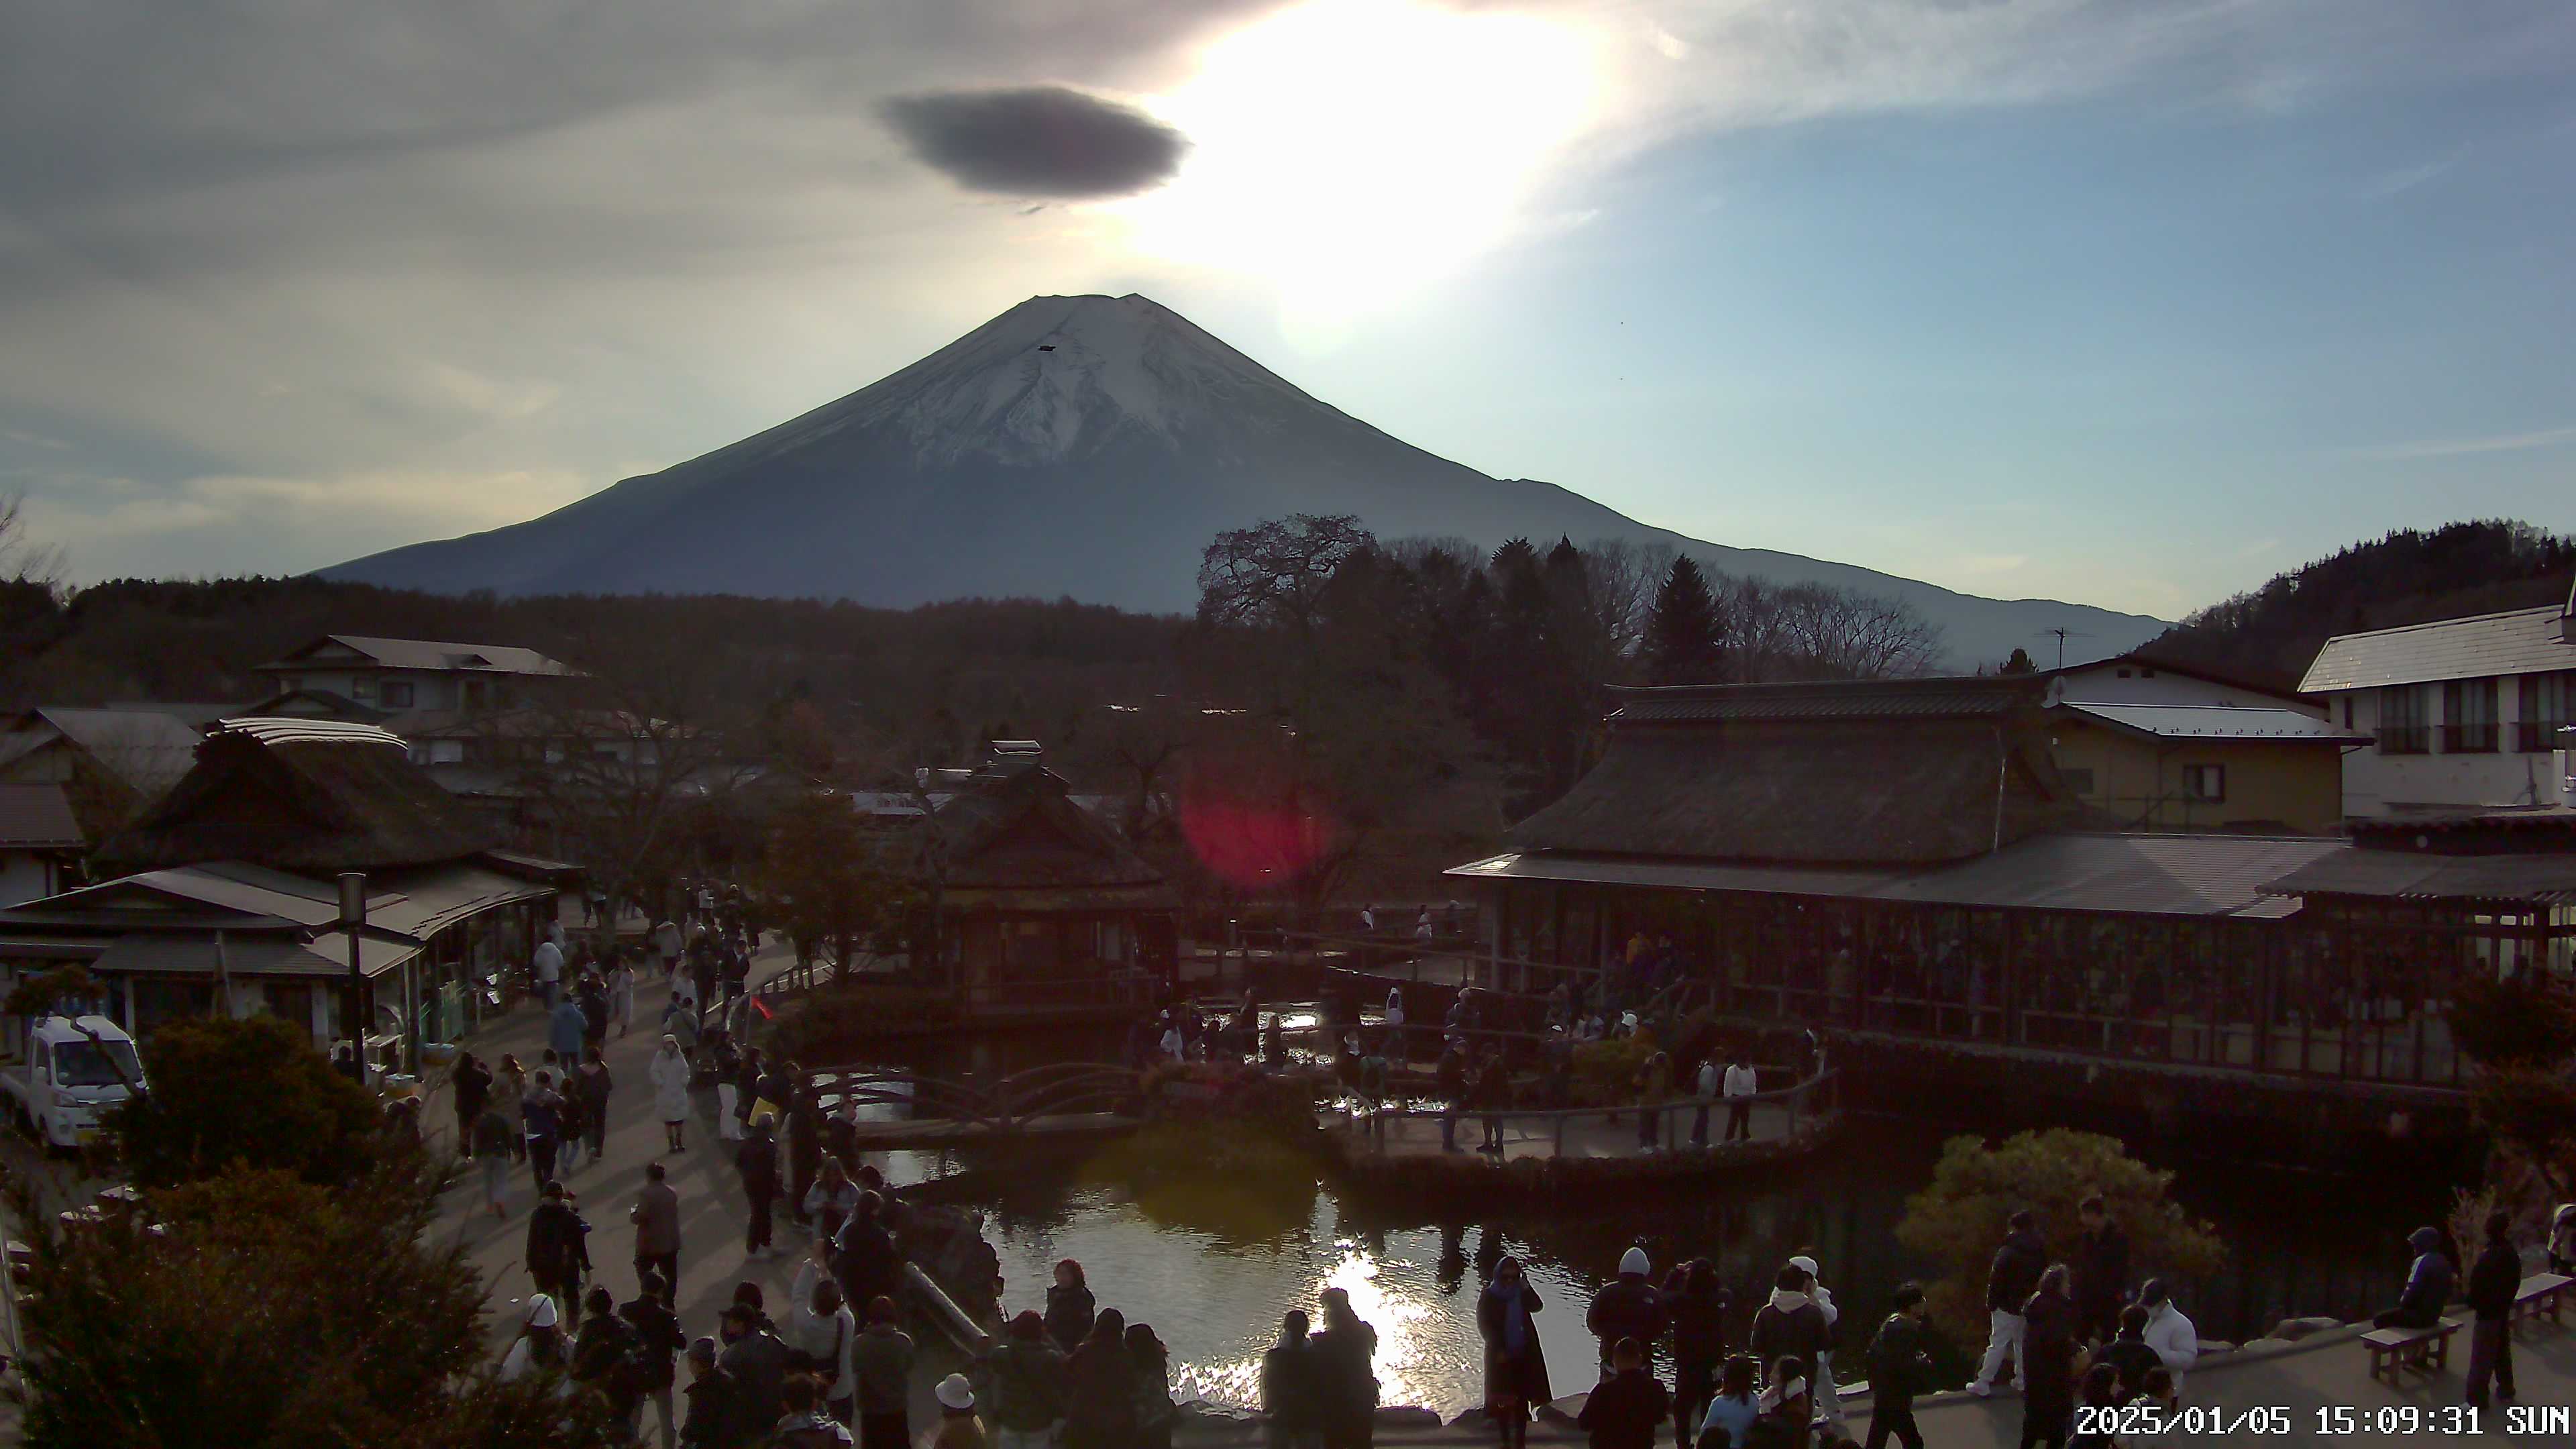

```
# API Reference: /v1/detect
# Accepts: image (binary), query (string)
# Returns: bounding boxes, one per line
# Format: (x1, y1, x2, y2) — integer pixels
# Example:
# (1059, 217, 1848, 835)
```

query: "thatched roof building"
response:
(1507, 676, 2077, 867)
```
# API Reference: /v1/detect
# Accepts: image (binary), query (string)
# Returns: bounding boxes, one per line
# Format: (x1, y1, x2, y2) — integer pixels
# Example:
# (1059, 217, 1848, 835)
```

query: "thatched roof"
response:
(95, 718, 498, 874)
(1506, 677, 2078, 867)
(934, 760, 1166, 894)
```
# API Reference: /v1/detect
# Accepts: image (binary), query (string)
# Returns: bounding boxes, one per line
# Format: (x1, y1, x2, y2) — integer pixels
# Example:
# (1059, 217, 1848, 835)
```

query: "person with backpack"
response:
(1666, 1258, 1729, 1447)
(1576, 1337, 1667, 1449)
(472, 1100, 514, 1219)
(526, 1179, 592, 1334)
(849, 1295, 914, 1449)
(572, 1286, 645, 1428)
(1968, 1210, 2047, 1397)
(626, 1271, 687, 1449)
(1262, 1309, 1321, 1449)
(1478, 1256, 1551, 1449)
(1746, 1265, 1828, 1394)
(1861, 1283, 1935, 1449)
(1694, 1354, 1761, 1449)
(785, 1265, 860, 1427)
(771, 1375, 856, 1448)
(720, 1299, 794, 1439)
(975, 1311, 1069, 1449)
(500, 1293, 570, 1383)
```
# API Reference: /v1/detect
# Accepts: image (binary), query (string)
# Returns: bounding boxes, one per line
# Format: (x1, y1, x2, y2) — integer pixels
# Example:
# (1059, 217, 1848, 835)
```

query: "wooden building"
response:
(1446, 677, 2576, 1128)
(0, 718, 572, 1051)
(927, 745, 1177, 1020)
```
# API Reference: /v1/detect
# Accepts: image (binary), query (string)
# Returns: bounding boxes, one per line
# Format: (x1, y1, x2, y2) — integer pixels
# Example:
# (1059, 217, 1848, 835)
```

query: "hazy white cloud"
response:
(2349, 425, 2576, 461)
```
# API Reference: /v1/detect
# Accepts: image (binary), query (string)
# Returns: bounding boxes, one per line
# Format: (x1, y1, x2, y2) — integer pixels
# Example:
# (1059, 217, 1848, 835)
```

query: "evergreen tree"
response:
(1999, 646, 2037, 675)
(1645, 557, 1725, 685)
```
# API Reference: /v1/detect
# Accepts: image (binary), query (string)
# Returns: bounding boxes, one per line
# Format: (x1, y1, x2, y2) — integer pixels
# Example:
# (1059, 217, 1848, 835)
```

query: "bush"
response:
(2449, 972, 2576, 1069)
(1568, 1036, 1655, 1107)
(109, 1014, 388, 1189)
(7, 1163, 622, 1448)
(1894, 1128, 2226, 1340)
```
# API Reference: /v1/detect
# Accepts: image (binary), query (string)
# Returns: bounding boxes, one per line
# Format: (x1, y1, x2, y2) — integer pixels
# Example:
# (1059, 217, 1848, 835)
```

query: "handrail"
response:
(1348, 1067, 1838, 1123)
(1339, 1069, 1841, 1157)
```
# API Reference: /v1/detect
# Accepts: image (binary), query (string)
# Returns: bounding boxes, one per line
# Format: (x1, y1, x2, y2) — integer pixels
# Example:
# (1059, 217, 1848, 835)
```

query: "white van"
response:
(0, 1014, 145, 1149)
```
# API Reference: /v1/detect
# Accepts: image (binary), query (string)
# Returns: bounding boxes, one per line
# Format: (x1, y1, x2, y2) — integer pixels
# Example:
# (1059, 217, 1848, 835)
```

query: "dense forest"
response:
(2139, 521, 2575, 689)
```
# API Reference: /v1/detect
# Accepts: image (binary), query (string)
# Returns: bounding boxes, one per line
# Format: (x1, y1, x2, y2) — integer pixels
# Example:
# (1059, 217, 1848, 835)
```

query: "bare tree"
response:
(0, 492, 66, 594)
(1712, 574, 1945, 681)
(1577, 538, 1676, 659)
(1195, 514, 1375, 649)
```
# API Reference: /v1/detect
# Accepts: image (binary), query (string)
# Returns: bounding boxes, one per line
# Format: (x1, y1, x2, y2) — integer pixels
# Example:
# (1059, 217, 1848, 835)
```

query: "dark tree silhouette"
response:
(1645, 557, 1725, 685)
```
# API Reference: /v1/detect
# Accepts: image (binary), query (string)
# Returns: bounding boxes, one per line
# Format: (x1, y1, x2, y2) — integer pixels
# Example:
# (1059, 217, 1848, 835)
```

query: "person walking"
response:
(525, 1180, 592, 1334)
(1475, 1053, 1511, 1155)
(1064, 1309, 1138, 1449)
(578, 1047, 614, 1167)
(1666, 1258, 1729, 1446)
(523, 1070, 569, 1193)
(572, 1285, 643, 1429)
(977, 1311, 1069, 1449)
(548, 990, 588, 1065)
(1721, 1052, 1757, 1144)
(680, 1336, 745, 1449)
(1587, 1246, 1666, 1371)
(654, 916, 684, 980)
(1633, 1051, 1671, 1151)
(1748, 1263, 1829, 1393)
(1787, 1254, 1843, 1434)
(928, 1375, 990, 1449)
(1862, 1283, 1936, 1449)
(1574, 1338, 1666, 1449)
(610, 952, 638, 1038)
(2019, 1264, 2080, 1449)
(631, 1160, 682, 1296)
(1046, 1259, 1096, 1354)
(451, 1049, 492, 1149)
(500, 1293, 570, 1383)
(625, 1269, 686, 1449)
(1311, 1288, 1379, 1449)
(1262, 1310, 1322, 1449)
(648, 1034, 692, 1152)
(1478, 1256, 1551, 1449)
(2070, 1195, 2131, 1346)
(2372, 1226, 2457, 1330)
(534, 931, 566, 1010)
(1968, 1210, 2046, 1396)
(580, 972, 612, 1057)
(496, 1053, 530, 1162)
(2134, 1280, 2198, 1395)
(472, 1099, 514, 1218)
(1694, 1355, 1760, 1449)
(738, 1118, 780, 1258)
(849, 1294, 914, 1449)
(2464, 1208, 2521, 1411)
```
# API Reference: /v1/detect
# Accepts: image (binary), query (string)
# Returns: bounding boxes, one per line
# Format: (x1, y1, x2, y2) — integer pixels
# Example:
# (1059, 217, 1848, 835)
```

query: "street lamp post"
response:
(338, 871, 368, 1083)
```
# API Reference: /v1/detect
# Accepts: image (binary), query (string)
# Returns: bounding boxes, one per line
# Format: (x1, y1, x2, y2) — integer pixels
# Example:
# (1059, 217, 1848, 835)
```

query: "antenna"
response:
(2037, 627, 2096, 669)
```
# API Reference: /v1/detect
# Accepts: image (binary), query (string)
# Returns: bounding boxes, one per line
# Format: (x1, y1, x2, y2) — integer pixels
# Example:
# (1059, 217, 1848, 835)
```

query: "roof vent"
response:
(1037, 345, 1056, 352)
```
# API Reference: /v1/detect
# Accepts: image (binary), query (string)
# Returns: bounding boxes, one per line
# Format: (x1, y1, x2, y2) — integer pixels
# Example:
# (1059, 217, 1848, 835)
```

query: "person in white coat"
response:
(608, 955, 637, 1038)
(1788, 1254, 1845, 1432)
(2136, 1279, 2198, 1395)
(1721, 1053, 1759, 1144)
(649, 1034, 693, 1152)
(499, 1293, 568, 1382)
(789, 1255, 861, 1420)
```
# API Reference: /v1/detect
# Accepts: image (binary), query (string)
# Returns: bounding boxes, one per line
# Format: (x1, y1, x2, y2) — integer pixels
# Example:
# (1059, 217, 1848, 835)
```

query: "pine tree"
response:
(1646, 557, 1725, 685)
(2000, 646, 2037, 675)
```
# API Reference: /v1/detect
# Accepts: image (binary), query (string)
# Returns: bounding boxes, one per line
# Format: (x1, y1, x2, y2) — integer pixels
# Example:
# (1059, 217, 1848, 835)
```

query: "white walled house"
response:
(252, 635, 574, 715)
(2299, 585, 2576, 817)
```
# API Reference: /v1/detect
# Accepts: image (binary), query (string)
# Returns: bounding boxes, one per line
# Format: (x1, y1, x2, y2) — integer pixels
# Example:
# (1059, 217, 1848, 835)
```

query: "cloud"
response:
(882, 86, 1187, 197)
(2348, 425, 2576, 461)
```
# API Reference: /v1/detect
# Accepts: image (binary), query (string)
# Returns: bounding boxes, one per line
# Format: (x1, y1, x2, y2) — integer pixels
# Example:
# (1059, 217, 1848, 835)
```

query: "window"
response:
(378, 680, 415, 708)
(2341, 696, 2354, 730)
(425, 739, 465, 765)
(2115, 668, 2133, 679)
(2182, 764, 2226, 802)
(2520, 672, 2575, 753)
(347, 675, 372, 700)
(2443, 678, 2498, 753)
(2378, 685, 2430, 754)
(2059, 767, 2097, 796)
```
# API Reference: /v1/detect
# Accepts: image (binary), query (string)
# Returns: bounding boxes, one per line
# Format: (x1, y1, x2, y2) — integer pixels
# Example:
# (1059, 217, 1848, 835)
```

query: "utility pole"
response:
(339, 872, 368, 1083)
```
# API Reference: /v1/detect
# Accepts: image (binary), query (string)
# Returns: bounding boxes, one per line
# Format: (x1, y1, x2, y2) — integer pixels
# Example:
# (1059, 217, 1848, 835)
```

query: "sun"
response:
(1121, 0, 1599, 332)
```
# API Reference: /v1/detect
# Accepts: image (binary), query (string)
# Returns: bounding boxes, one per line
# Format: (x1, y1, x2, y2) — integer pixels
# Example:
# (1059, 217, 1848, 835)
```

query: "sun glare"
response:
(1124, 0, 1598, 336)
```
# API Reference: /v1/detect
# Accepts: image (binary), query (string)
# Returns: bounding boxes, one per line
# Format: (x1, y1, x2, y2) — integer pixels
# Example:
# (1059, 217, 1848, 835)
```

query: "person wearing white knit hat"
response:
(928, 1372, 988, 1449)
(1587, 1246, 1667, 1371)
(1788, 1254, 1845, 1432)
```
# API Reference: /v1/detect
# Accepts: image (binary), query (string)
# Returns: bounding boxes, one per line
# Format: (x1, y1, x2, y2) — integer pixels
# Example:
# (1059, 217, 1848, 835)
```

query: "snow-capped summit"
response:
(327, 294, 2166, 665)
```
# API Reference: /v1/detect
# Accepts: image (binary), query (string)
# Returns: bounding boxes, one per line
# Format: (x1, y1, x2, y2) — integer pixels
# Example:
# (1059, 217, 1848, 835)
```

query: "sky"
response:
(3, 0, 2573, 621)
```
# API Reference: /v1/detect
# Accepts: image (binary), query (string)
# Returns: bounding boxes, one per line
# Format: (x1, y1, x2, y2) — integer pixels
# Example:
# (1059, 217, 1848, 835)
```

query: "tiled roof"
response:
(2056, 702, 2369, 743)
(1610, 675, 2041, 724)
(0, 783, 85, 849)
(257, 634, 574, 677)
(2262, 849, 2576, 904)
(2298, 604, 2576, 693)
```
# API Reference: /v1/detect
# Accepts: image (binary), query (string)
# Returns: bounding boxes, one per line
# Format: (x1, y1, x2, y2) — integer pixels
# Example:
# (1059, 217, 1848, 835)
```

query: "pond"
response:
(826, 1018, 2462, 1420)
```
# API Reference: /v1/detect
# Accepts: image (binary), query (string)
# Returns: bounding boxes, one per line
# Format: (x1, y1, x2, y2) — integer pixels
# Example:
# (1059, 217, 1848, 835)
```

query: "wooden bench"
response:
(2511, 1273, 2572, 1330)
(2362, 1316, 2465, 1384)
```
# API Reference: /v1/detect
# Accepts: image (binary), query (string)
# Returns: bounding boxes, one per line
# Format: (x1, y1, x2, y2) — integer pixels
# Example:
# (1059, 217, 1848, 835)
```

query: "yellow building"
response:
(2040, 657, 2366, 833)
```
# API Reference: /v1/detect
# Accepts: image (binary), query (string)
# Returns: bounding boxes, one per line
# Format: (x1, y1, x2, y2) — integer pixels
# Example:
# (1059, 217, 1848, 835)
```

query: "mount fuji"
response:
(326, 294, 2165, 665)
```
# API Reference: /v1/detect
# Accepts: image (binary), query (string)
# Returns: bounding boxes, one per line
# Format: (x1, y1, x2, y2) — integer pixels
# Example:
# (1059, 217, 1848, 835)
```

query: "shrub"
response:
(1894, 1128, 2226, 1340)
(2449, 972, 2576, 1069)
(109, 1014, 388, 1189)
(1568, 1036, 1655, 1107)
